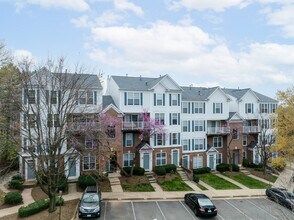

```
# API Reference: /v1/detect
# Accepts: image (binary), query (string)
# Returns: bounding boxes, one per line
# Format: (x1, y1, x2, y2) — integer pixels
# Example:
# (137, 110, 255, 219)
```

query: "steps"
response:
(239, 167, 251, 175)
(145, 172, 157, 183)
(177, 167, 189, 181)
(108, 172, 123, 192)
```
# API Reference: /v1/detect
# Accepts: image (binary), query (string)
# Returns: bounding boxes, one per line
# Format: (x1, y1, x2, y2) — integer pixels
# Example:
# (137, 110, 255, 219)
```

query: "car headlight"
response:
(93, 205, 100, 212)
(79, 206, 86, 212)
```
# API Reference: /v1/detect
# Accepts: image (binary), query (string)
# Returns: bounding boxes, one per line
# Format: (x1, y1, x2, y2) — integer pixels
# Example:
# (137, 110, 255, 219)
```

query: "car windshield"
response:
(285, 192, 294, 199)
(198, 198, 214, 206)
(82, 193, 99, 203)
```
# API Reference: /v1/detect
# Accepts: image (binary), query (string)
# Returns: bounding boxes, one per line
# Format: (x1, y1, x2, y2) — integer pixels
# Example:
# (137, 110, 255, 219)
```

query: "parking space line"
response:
(156, 201, 167, 220)
(131, 201, 137, 220)
(225, 199, 253, 220)
(103, 202, 107, 220)
(246, 200, 278, 219)
(179, 200, 198, 220)
(217, 213, 225, 220)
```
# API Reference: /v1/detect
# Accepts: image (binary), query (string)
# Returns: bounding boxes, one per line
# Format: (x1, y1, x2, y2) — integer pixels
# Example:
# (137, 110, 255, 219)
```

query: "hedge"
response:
(57, 175, 68, 192)
(12, 175, 23, 181)
(193, 167, 211, 174)
(4, 191, 23, 205)
(216, 163, 240, 172)
(18, 197, 64, 217)
(122, 166, 145, 176)
(78, 174, 97, 190)
(9, 179, 24, 190)
(164, 164, 177, 173)
(242, 159, 249, 167)
(154, 166, 166, 176)
(193, 175, 199, 183)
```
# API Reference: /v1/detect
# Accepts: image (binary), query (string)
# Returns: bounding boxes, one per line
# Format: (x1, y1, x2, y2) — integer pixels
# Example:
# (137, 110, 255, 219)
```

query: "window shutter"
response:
(169, 134, 171, 145)
(94, 91, 97, 105)
(169, 94, 171, 106)
(132, 134, 135, 146)
(178, 94, 180, 106)
(178, 113, 180, 125)
(58, 90, 61, 105)
(140, 93, 143, 105)
(154, 93, 156, 106)
(178, 133, 180, 145)
(169, 113, 171, 125)
(46, 90, 49, 104)
(124, 92, 127, 105)
(192, 102, 194, 114)
(188, 121, 190, 132)
(23, 114, 27, 129)
(154, 135, 157, 146)
(188, 139, 191, 150)
(192, 139, 194, 150)
(188, 102, 190, 113)
(213, 103, 215, 113)
(203, 103, 205, 114)
(123, 133, 126, 147)
(163, 94, 165, 106)
(37, 89, 40, 104)
(221, 103, 223, 114)
(204, 139, 206, 150)
(163, 134, 165, 145)
(75, 91, 79, 105)
(203, 120, 206, 131)
(252, 104, 254, 113)
(23, 89, 28, 105)
(192, 120, 194, 132)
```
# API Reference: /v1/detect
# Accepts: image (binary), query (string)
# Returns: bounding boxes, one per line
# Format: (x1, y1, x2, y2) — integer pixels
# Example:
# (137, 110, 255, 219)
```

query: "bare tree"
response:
(18, 57, 102, 212)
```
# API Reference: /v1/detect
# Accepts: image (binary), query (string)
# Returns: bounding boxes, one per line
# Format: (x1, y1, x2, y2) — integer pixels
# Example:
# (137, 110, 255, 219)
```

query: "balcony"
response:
(122, 121, 144, 130)
(67, 122, 100, 131)
(243, 126, 259, 133)
(207, 127, 230, 135)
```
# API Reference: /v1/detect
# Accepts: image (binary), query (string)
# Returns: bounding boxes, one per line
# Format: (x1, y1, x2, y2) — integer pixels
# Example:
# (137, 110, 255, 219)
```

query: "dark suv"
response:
(78, 186, 102, 218)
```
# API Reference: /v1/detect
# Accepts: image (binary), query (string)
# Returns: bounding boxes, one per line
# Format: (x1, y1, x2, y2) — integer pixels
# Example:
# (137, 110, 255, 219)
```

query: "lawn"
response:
(246, 168, 278, 183)
(0, 189, 5, 206)
(196, 183, 208, 190)
(158, 175, 192, 191)
(198, 173, 240, 190)
(120, 175, 154, 192)
(223, 172, 271, 189)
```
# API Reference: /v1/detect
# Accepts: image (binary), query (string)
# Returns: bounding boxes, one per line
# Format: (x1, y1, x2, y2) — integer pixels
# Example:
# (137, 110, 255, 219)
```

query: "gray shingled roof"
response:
(181, 86, 217, 101)
(63, 73, 102, 89)
(253, 91, 277, 102)
(111, 75, 165, 91)
(223, 88, 276, 102)
(102, 95, 116, 109)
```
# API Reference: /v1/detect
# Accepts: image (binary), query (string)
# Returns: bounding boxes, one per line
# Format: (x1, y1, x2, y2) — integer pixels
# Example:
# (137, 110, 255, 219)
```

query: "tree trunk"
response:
(48, 193, 56, 213)
(114, 160, 129, 177)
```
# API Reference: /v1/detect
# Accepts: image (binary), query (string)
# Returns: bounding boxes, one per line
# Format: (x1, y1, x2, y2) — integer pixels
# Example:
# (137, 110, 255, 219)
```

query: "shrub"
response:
(78, 174, 97, 190)
(18, 197, 64, 217)
(232, 164, 240, 172)
(4, 191, 23, 205)
(154, 166, 166, 176)
(12, 175, 23, 181)
(216, 163, 230, 173)
(8, 179, 24, 190)
(272, 157, 286, 171)
(122, 167, 132, 176)
(122, 166, 145, 176)
(193, 175, 199, 183)
(164, 164, 177, 173)
(242, 159, 249, 167)
(193, 167, 211, 174)
(57, 175, 68, 192)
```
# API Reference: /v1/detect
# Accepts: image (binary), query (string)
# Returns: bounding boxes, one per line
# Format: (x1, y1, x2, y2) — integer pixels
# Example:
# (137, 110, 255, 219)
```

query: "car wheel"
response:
(194, 208, 199, 216)
(274, 197, 279, 204)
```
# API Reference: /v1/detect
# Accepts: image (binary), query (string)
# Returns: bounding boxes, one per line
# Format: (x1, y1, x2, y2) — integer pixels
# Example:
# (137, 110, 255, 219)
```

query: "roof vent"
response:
(146, 82, 148, 86)
(198, 91, 201, 95)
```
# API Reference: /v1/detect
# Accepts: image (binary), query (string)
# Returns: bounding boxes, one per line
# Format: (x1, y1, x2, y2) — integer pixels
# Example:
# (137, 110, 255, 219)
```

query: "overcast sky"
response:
(1, 0, 294, 98)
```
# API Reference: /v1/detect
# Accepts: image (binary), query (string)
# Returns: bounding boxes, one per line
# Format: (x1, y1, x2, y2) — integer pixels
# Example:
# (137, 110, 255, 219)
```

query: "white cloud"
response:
(170, 0, 250, 12)
(13, 49, 35, 64)
(113, 0, 144, 16)
(87, 22, 294, 88)
(15, 0, 90, 12)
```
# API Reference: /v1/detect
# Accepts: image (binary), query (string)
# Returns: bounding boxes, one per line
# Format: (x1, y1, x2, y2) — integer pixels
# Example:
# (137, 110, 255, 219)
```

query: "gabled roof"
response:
(181, 86, 218, 101)
(111, 74, 182, 91)
(102, 95, 116, 109)
(253, 91, 277, 102)
(206, 146, 219, 153)
(228, 112, 243, 121)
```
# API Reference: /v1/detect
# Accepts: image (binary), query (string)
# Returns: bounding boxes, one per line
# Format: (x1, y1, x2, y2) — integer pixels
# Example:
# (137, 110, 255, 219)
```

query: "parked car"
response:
(266, 187, 294, 211)
(184, 193, 217, 217)
(79, 186, 102, 218)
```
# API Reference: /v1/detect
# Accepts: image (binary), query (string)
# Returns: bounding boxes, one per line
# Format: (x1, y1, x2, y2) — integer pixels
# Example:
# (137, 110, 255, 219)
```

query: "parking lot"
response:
(91, 198, 294, 220)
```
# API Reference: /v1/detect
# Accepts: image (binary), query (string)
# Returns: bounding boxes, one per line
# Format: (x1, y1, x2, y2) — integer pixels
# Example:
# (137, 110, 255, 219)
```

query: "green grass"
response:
(159, 176, 192, 191)
(0, 189, 5, 205)
(198, 173, 240, 190)
(196, 183, 208, 190)
(121, 183, 155, 192)
(223, 172, 271, 189)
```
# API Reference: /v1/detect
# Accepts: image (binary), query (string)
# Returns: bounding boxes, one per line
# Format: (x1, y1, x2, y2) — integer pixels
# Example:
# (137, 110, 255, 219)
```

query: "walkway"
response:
(274, 163, 294, 191)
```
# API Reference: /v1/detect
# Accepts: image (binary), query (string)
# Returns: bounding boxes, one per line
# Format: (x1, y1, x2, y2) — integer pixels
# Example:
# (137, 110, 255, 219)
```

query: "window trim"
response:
(83, 155, 96, 171)
(156, 152, 167, 166)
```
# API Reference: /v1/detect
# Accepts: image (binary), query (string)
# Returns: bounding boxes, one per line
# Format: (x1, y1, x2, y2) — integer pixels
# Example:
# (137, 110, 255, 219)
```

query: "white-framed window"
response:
(193, 156, 203, 169)
(194, 120, 205, 132)
(245, 103, 254, 114)
(194, 102, 205, 114)
(83, 155, 96, 171)
(125, 133, 133, 147)
(171, 113, 178, 125)
(28, 114, 36, 128)
(78, 90, 86, 104)
(260, 103, 269, 113)
(192, 139, 205, 151)
(242, 135, 247, 146)
(127, 92, 140, 105)
(182, 155, 189, 169)
(156, 93, 164, 106)
(233, 129, 239, 140)
(213, 102, 223, 114)
(53, 114, 60, 127)
(51, 91, 57, 104)
(123, 153, 134, 167)
(213, 137, 223, 148)
(154, 133, 165, 146)
(155, 113, 165, 125)
(182, 139, 189, 151)
(182, 120, 189, 132)
(171, 133, 179, 145)
(156, 152, 167, 166)
(85, 137, 96, 148)
(216, 153, 222, 164)
(182, 102, 189, 114)
(28, 89, 36, 104)
(243, 151, 247, 159)
(171, 94, 178, 106)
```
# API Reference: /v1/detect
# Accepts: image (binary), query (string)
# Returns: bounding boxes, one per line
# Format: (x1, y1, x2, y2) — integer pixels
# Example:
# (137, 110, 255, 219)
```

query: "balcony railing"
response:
(67, 122, 100, 131)
(122, 121, 144, 130)
(207, 127, 230, 135)
(243, 126, 259, 133)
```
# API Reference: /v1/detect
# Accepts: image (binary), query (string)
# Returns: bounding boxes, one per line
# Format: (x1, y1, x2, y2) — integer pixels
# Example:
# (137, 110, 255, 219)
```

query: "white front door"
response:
(26, 159, 35, 180)
(141, 152, 152, 171)
(172, 149, 179, 166)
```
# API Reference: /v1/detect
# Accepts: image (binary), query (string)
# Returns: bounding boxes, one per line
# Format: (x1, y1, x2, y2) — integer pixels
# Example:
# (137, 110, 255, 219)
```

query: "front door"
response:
(172, 150, 179, 166)
(27, 160, 35, 180)
(208, 154, 215, 170)
(233, 150, 239, 164)
(143, 153, 150, 171)
(68, 157, 76, 177)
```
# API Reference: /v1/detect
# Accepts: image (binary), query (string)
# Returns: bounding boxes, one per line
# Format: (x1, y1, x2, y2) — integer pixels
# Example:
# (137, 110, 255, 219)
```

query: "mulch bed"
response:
(155, 173, 179, 183)
(98, 178, 112, 192)
(119, 175, 150, 185)
(245, 168, 277, 182)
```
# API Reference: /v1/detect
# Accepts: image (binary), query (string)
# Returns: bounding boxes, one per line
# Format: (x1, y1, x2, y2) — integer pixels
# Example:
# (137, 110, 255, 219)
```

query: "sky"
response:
(1, 0, 294, 99)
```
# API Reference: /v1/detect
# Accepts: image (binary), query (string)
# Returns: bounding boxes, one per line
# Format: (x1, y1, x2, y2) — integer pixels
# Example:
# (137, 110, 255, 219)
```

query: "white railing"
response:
(122, 121, 144, 130)
(67, 122, 100, 131)
(207, 127, 230, 135)
(243, 126, 259, 133)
